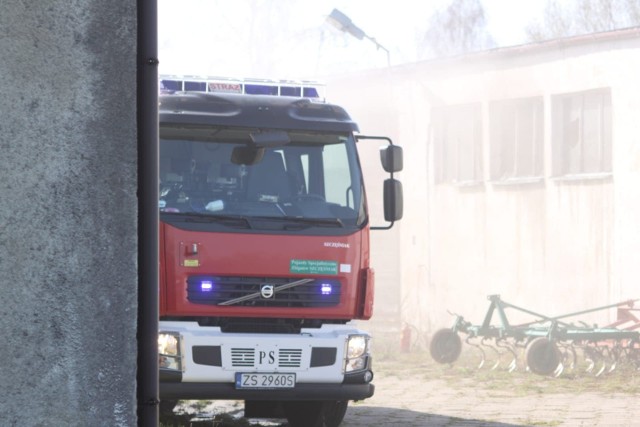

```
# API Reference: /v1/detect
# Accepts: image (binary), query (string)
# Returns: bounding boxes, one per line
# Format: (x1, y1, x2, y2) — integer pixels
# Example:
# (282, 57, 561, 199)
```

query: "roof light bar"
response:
(159, 75, 325, 101)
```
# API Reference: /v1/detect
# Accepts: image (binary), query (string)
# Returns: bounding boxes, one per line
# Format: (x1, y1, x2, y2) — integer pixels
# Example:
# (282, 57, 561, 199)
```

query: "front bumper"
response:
(159, 321, 375, 401)
(160, 374, 374, 400)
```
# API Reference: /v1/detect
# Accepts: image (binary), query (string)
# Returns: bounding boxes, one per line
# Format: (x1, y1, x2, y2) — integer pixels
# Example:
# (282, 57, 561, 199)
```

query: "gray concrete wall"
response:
(0, 2, 138, 425)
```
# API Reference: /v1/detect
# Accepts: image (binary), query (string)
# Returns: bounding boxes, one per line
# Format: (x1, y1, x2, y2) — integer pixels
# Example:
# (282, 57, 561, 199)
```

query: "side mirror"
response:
(383, 178, 403, 222)
(380, 145, 403, 173)
(355, 135, 404, 230)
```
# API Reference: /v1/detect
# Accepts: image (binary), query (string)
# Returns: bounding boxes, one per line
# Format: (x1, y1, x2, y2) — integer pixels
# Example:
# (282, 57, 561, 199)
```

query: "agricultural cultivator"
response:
(429, 295, 640, 377)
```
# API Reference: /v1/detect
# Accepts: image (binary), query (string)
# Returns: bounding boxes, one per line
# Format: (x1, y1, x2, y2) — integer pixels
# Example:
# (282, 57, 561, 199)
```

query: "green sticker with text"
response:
(290, 259, 338, 275)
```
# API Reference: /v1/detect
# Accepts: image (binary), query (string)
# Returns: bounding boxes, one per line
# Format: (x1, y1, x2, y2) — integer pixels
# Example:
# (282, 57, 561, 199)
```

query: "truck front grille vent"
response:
(187, 276, 341, 308)
(278, 349, 302, 367)
(229, 348, 303, 368)
(230, 348, 255, 367)
(221, 321, 298, 334)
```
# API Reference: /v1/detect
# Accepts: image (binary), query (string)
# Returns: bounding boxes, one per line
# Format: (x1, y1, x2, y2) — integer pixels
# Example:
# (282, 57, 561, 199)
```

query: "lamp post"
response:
(326, 8, 391, 67)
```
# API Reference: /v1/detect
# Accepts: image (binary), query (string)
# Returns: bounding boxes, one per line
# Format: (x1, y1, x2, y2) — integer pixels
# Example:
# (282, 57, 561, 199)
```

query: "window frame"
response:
(551, 88, 612, 178)
(431, 102, 484, 185)
(489, 96, 544, 183)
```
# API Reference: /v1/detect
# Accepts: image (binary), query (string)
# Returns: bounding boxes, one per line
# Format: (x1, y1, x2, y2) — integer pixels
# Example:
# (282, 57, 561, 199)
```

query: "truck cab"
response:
(157, 80, 402, 427)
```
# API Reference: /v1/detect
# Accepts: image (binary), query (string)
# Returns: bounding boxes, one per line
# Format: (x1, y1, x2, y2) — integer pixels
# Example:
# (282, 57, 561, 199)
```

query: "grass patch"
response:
(374, 344, 640, 395)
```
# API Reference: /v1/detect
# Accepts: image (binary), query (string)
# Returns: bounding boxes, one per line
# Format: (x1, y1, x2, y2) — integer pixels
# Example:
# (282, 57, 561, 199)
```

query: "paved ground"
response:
(342, 372, 639, 426)
(172, 349, 640, 427)
(339, 350, 640, 427)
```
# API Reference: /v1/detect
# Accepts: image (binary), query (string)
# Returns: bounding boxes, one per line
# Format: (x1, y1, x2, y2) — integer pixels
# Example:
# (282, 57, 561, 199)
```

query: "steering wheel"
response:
(296, 193, 326, 202)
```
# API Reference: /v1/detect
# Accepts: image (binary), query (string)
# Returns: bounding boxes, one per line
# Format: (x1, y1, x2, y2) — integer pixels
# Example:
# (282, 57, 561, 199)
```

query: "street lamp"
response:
(326, 8, 391, 67)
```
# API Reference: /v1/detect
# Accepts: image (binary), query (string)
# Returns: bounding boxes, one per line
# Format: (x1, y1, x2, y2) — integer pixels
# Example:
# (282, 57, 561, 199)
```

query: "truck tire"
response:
(323, 400, 348, 427)
(284, 400, 348, 427)
(284, 401, 324, 427)
(429, 328, 462, 364)
(159, 399, 178, 416)
(526, 337, 560, 375)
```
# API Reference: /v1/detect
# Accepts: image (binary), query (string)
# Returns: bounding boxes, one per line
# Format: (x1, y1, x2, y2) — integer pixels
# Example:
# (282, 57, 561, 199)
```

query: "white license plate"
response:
(235, 372, 296, 389)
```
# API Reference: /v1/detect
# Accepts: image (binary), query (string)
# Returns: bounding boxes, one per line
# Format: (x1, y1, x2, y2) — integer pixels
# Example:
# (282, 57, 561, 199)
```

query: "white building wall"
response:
(328, 29, 640, 347)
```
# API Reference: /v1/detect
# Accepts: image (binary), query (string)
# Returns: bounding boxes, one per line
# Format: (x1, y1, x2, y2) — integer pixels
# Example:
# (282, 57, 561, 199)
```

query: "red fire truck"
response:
(157, 76, 402, 427)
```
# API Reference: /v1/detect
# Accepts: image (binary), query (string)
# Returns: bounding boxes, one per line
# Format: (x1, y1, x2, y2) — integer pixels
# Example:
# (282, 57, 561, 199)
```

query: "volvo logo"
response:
(260, 284, 275, 299)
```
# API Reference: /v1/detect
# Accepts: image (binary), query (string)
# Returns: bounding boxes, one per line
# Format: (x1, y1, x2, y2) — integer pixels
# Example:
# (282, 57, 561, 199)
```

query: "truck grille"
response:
(278, 349, 303, 367)
(230, 348, 255, 367)
(192, 346, 334, 368)
(187, 276, 341, 307)
(230, 348, 303, 368)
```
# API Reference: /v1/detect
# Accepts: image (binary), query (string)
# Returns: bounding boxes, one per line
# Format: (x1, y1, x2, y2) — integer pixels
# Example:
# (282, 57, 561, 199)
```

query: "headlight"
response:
(345, 334, 370, 373)
(347, 335, 368, 359)
(158, 333, 179, 356)
(158, 332, 182, 371)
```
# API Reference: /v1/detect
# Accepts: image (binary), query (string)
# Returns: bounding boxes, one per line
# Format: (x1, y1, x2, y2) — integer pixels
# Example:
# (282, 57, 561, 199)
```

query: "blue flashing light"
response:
(321, 283, 333, 295)
(201, 280, 214, 292)
(159, 76, 324, 100)
(303, 87, 320, 98)
(281, 86, 301, 97)
(160, 79, 182, 91)
(245, 84, 278, 95)
(184, 81, 207, 92)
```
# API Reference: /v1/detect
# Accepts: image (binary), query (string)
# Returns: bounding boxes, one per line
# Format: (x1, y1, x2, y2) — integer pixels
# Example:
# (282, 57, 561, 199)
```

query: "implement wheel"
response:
(526, 337, 560, 375)
(429, 328, 462, 364)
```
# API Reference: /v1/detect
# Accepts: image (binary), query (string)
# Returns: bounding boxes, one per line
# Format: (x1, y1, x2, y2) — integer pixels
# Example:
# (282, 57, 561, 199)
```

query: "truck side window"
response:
(323, 143, 353, 207)
(300, 154, 309, 193)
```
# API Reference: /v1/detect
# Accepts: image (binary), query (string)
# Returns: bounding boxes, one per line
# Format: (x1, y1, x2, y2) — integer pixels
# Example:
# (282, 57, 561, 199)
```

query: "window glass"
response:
(159, 126, 365, 228)
(490, 97, 544, 180)
(432, 103, 483, 184)
(552, 88, 612, 175)
(323, 143, 353, 207)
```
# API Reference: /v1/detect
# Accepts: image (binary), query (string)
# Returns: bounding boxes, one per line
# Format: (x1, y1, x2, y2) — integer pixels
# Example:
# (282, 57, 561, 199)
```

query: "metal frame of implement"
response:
(430, 295, 640, 377)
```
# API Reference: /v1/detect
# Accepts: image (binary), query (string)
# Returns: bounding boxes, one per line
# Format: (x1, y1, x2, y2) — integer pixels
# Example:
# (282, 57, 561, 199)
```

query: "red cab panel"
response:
(159, 222, 369, 320)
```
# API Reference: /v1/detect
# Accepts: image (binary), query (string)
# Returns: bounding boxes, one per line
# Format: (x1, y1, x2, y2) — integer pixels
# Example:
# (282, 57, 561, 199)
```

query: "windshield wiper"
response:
(253, 216, 344, 228)
(161, 211, 252, 229)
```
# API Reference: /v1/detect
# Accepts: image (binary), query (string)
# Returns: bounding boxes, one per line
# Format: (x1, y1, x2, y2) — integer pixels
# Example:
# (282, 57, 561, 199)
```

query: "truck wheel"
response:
(429, 328, 462, 364)
(284, 401, 324, 427)
(159, 399, 178, 416)
(526, 337, 560, 375)
(284, 400, 347, 427)
(323, 400, 348, 427)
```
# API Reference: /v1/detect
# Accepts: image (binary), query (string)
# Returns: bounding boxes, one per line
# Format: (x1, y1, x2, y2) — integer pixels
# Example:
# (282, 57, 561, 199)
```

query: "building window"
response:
(432, 103, 483, 184)
(552, 88, 612, 176)
(489, 97, 543, 181)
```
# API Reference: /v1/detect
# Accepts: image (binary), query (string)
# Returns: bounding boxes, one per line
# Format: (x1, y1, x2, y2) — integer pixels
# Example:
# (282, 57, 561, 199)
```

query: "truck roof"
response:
(159, 92, 360, 133)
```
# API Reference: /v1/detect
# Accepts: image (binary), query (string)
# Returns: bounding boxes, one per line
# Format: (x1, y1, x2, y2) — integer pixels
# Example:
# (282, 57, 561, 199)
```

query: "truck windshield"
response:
(159, 125, 367, 228)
